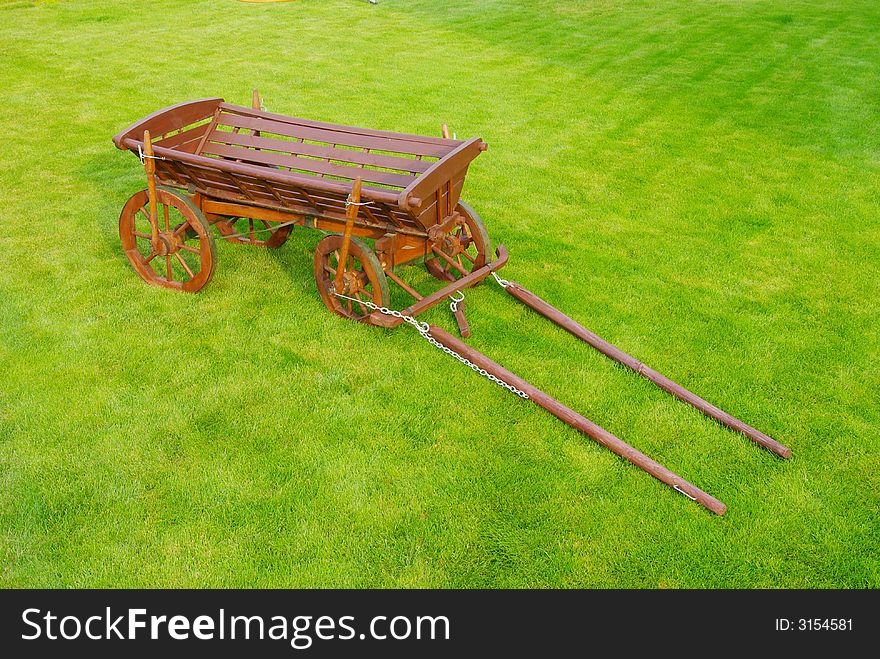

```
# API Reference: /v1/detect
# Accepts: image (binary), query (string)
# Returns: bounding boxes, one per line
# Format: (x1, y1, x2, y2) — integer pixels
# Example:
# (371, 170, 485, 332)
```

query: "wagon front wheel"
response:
(314, 235, 389, 323)
(119, 187, 217, 292)
(425, 200, 490, 283)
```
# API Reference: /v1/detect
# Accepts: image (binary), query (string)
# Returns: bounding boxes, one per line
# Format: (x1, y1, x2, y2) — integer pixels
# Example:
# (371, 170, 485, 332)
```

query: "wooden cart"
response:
(113, 94, 790, 516)
(112, 93, 507, 328)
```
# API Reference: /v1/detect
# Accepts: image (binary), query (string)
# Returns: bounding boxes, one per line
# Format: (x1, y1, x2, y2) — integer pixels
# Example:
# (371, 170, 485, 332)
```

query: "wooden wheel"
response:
(119, 186, 217, 292)
(425, 200, 491, 282)
(213, 216, 292, 248)
(314, 235, 389, 322)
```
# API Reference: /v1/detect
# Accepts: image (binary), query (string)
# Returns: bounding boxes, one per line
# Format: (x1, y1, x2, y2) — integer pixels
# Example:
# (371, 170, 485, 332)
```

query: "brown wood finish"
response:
(202, 142, 418, 188)
(114, 96, 491, 320)
(452, 302, 471, 338)
(504, 282, 792, 459)
(200, 198, 427, 242)
(114, 96, 784, 516)
(218, 102, 458, 147)
(143, 130, 160, 247)
(427, 325, 727, 515)
(113, 98, 223, 149)
(399, 139, 485, 211)
(210, 131, 434, 174)
(370, 245, 509, 328)
(335, 178, 362, 291)
(215, 111, 453, 160)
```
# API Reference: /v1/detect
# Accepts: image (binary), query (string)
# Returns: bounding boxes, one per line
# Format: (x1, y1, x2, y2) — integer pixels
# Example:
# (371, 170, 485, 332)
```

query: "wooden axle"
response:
(503, 282, 792, 459)
(427, 325, 727, 515)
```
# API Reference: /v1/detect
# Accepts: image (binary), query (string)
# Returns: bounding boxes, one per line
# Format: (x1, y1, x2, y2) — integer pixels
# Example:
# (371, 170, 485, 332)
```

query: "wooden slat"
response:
(146, 141, 402, 204)
(202, 142, 417, 188)
(414, 173, 467, 227)
(113, 98, 223, 149)
(399, 139, 483, 210)
(210, 130, 434, 174)
(220, 103, 460, 147)
(216, 112, 451, 158)
(155, 122, 210, 151)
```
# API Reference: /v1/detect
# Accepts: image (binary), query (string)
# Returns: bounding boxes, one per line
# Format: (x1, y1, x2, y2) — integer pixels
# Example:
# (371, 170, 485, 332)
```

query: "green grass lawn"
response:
(1, 0, 878, 588)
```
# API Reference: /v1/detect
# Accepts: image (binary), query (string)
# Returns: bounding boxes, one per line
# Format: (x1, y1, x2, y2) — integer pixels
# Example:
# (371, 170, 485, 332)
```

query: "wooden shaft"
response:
(453, 302, 471, 338)
(504, 282, 791, 459)
(143, 130, 160, 244)
(334, 177, 362, 291)
(427, 325, 727, 515)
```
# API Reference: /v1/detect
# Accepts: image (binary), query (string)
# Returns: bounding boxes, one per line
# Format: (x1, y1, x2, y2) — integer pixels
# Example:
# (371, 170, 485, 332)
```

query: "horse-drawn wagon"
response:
(113, 94, 790, 516)
(112, 93, 503, 331)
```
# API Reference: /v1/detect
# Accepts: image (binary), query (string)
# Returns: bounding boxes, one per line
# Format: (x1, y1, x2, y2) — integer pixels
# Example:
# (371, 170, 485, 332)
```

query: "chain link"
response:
(333, 292, 529, 399)
(418, 330, 530, 399)
(491, 271, 511, 288)
(449, 290, 465, 314)
(137, 144, 166, 163)
(333, 292, 428, 332)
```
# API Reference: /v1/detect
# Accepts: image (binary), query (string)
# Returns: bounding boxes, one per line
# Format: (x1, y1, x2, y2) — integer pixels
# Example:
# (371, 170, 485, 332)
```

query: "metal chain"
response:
(491, 271, 511, 288)
(333, 292, 529, 399)
(418, 328, 530, 399)
(449, 290, 465, 314)
(137, 144, 166, 163)
(333, 292, 429, 332)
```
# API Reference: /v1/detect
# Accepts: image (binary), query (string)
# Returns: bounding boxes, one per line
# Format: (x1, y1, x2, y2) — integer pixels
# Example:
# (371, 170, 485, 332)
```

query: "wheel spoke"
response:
(134, 231, 152, 240)
(138, 207, 151, 222)
(173, 222, 190, 237)
(175, 252, 195, 279)
(324, 264, 336, 276)
(249, 218, 255, 242)
(163, 204, 170, 232)
(166, 255, 172, 281)
(459, 249, 476, 263)
(144, 251, 157, 264)
(179, 244, 201, 254)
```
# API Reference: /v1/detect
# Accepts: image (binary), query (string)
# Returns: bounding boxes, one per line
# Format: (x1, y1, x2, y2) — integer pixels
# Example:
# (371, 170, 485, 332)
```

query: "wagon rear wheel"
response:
(425, 200, 490, 283)
(119, 187, 217, 292)
(314, 235, 389, 323)
(213, 216, 292, 248)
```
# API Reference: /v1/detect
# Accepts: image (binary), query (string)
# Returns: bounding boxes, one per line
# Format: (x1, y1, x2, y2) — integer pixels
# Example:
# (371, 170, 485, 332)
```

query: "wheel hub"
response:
(342, 270, 362, 295)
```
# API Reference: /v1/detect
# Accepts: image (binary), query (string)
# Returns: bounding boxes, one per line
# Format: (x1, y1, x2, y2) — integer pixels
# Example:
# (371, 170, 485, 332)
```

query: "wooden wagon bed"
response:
(113, 98, 485, 234)
(113, 95, 507, 326)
